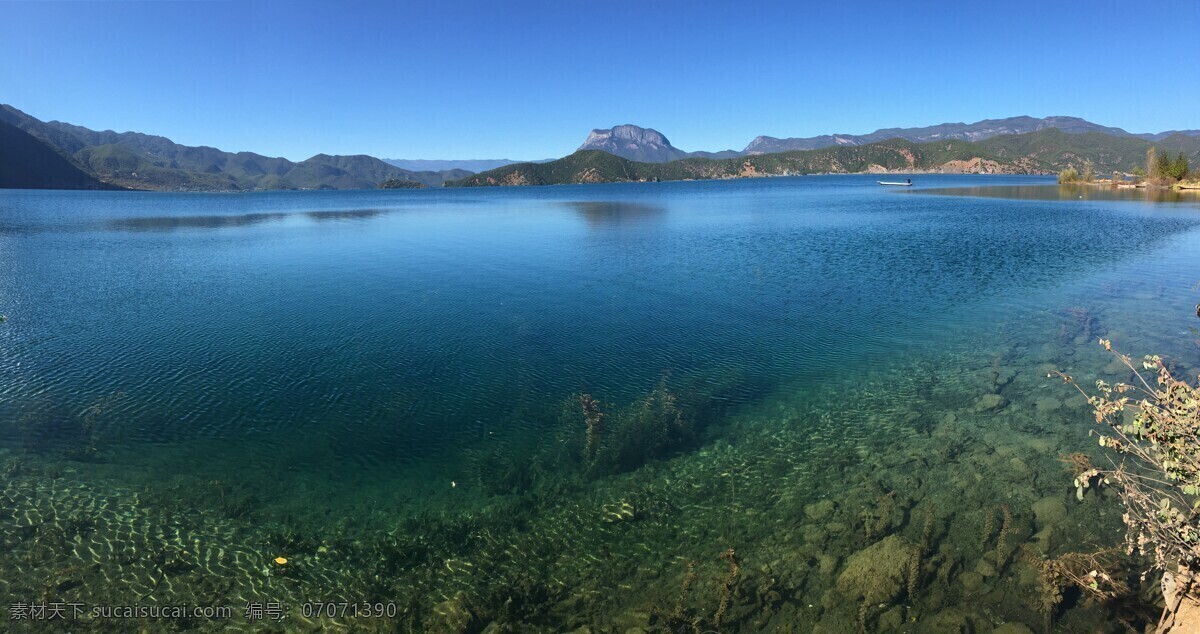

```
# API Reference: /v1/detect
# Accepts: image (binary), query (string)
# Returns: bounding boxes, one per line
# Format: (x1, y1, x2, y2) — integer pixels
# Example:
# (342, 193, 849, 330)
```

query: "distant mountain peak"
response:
(582, 124, 672, 148)
(578, 124, 687, 163)
(577, 124, 741, 162)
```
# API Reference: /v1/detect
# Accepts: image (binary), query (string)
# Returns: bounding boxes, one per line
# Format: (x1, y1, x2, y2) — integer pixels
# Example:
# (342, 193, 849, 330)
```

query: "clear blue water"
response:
(2, 175, 1200, 630)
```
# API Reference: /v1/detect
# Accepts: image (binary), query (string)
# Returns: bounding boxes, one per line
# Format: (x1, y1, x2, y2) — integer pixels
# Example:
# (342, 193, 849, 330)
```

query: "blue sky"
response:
(2, 0, 1197, 161)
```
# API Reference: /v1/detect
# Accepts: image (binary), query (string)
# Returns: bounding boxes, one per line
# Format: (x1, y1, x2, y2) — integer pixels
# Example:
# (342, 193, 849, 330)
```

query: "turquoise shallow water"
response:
(2, 175, 1200, 631)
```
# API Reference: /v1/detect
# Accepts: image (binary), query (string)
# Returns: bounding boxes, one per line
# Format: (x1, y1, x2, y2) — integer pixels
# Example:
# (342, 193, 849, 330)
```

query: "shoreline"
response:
(1059, 178, 1200, 191)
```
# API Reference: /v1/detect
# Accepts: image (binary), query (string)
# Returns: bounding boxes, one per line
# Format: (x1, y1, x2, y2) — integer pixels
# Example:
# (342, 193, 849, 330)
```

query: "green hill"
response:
(0, 104, 468, 192)
(448, 129, 1200, 188)
(446, 151, 649, 186)
(0, 120, 120, 190)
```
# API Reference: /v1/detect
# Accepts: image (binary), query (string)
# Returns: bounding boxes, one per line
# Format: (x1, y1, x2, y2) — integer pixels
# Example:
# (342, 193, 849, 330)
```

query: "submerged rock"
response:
(924, 607, 980, 632)
(973, 394, 1008, 413)
(835, 535, 918, 604)
(818, 554, 839, 576)
(1032, 496, 1068, 528)
(878, 605, 906, 631)
(1037, 343, 1064, 362)
(1034, 396, 1062, 413)
(1024, 436, 1055, 454)
(1028, 527, 1053, 557)
(1018, 561, 1042, 586)
(1036, 362, 1059, 375)
(1007, 457, 1031, 480)
(993, 623, 1036, 634)
(426, 591, 478, 633)
(813, 611, 857, 634)
(1103, 357, 1129, 376)
(959, 570, 984, 593)
(803, 524, 828, 546)
(974, 558, 997, 578)
(804, 499, 836, 521)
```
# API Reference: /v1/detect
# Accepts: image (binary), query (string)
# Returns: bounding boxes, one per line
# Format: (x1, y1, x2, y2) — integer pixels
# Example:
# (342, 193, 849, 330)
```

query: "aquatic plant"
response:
(3, 456, 25, 477)
(919, 504, 935, 557)
(1023, 546, 1131, 629)
(857, 484, 909, 543)
(568, 378, 696, 475)
(673, 560, 697, 620)
(982, 507, 995, 550)
(1058, 452, 1095, 478)
(651, 549, 743, 633)
(714, 547, 740, 626)
(905, 549, 922, 604)
(1058, 306, 1104, 345)
(16, 398, 104, 460)
(1059, 452, 1105, 501)
(579, 393, 605, 465)
(990, 354, 1005, 390)
(1054, 340, 1200, 629)
(996, 505, 1013, 567)
(652, 564, 705, 633)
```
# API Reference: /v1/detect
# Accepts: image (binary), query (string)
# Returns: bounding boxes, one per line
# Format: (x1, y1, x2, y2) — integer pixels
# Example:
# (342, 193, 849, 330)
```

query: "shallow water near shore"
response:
(918, 182, 1200, 204)
(2, 175, 1200, 631)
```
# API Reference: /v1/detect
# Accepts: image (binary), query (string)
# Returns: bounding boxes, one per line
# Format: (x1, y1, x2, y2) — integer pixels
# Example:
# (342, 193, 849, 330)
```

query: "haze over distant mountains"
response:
(382, 158, 554, 173)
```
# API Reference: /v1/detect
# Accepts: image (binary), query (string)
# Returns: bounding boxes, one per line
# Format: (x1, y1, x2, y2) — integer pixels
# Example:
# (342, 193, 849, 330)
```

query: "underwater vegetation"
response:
(2, 297, 1195, 632)
(11, 392, 122, 461)
(459, 373, 738, 498)
(574, 378, 697, 476)
(647, 547, 743, 632)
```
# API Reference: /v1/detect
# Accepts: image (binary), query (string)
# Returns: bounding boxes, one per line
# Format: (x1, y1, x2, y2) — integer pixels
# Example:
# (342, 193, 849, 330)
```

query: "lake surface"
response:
(2, 175, 1199, 631)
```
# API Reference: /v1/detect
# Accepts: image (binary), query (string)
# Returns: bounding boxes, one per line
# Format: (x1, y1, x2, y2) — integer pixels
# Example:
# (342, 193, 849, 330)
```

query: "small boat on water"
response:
(878, 179, 913, 186)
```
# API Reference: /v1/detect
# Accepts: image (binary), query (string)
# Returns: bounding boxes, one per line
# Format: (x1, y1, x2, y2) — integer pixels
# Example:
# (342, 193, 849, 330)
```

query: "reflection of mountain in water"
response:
(107, 212, 289, 231)
(106, 208, 386, 232)
(565, 201, 665, 229)
(305, 209, 383, 222)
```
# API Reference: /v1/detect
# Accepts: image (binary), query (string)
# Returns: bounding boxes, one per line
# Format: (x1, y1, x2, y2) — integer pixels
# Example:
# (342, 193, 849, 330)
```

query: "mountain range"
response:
(448, 128, 1200, 188)
(0, 104, 469, 192)
(743, 116, 1200, 155)
(3, 105, 1199, 192)
(572, 118, 1200, 163)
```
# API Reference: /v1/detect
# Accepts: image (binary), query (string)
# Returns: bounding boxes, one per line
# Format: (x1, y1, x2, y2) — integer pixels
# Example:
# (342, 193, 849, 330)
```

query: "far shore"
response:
(1062, 178, 1200, 191)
